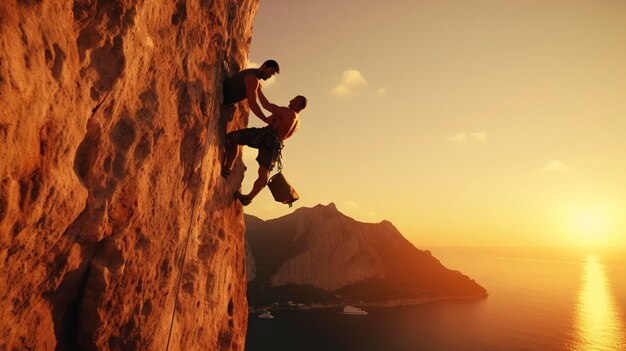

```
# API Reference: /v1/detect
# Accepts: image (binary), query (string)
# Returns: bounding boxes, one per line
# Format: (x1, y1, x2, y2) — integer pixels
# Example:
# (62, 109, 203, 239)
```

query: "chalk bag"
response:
(267, 172, 299, 207)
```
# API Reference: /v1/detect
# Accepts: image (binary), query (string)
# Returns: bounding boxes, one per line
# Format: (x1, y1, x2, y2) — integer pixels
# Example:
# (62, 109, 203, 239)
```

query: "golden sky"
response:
(241, 0, 626, 247)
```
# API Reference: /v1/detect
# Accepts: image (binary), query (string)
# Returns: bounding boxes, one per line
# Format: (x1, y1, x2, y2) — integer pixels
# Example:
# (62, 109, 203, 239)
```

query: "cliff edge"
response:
(0, 1, 258, 350)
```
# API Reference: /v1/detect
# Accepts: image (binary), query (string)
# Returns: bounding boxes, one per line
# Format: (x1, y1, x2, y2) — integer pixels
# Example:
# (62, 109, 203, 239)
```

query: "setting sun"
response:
(568, 208, 613, 246)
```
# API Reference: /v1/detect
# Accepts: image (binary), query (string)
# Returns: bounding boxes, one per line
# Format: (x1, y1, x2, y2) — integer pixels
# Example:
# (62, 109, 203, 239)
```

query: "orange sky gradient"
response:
(240, 0, 626, 248)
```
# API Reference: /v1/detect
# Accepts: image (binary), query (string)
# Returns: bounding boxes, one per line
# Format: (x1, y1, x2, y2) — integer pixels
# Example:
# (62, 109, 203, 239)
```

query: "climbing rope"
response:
(164, 38, 227, 351)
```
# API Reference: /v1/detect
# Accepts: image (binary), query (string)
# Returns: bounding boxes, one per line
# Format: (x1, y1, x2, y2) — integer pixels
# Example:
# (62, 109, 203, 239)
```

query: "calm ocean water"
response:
(246, 247, 626, 351)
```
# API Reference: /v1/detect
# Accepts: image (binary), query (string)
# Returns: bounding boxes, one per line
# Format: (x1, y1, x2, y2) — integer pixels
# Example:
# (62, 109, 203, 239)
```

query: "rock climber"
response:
(223, 59, 279, 122)
(222, 95, 307, 206)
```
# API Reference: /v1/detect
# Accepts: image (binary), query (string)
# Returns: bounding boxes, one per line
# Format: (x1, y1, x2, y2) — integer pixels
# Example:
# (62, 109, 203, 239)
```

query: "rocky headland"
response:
(245, 204, 487, 308)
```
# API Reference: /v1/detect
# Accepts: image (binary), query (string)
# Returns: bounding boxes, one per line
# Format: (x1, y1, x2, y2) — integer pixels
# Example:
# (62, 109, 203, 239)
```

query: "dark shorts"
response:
(222, 79, 236, 105)
(230, 127, 282, 171)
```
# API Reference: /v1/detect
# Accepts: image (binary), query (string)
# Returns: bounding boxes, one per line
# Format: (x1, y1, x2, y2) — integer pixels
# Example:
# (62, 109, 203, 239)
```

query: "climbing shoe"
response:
(234, 191, 252, 206)
(221, 167, 232, 179)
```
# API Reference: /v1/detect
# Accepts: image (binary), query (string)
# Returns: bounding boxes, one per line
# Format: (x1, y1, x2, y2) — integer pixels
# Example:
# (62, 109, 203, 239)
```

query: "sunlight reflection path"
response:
(572, 255, 625, 351)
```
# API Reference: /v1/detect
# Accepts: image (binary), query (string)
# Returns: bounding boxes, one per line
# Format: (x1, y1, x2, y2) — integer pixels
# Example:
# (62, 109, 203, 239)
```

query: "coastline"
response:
(250, 293, 488, 312)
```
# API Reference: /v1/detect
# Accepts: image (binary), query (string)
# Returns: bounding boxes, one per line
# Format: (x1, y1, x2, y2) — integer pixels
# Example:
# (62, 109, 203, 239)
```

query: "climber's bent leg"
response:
(242, 166, 270, 202)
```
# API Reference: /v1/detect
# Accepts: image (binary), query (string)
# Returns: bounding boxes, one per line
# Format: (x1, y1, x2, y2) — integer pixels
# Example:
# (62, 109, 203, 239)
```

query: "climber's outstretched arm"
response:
(244, 75, 269, 123)
(258, 87, 280, 114)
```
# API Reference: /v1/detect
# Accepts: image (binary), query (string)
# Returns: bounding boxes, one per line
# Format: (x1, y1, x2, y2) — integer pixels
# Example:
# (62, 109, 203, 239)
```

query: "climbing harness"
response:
(253, 127, 284, 172)
(264, 129, 299, 208)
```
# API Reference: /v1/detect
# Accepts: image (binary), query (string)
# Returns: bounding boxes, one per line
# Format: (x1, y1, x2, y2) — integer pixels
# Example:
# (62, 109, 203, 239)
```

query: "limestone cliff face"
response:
(0, 1, 257, 350)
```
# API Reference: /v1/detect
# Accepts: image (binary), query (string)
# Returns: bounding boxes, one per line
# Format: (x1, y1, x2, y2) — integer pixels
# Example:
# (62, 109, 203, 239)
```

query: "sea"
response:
(245, 247, 626, 351)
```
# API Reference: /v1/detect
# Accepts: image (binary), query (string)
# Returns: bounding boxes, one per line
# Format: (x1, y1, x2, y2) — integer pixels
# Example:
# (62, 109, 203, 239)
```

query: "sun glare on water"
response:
(572, 255, 626, 350)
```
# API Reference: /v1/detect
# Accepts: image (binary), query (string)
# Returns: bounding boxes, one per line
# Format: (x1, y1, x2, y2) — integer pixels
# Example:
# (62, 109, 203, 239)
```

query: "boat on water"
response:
(342, 305, 368, 315)
(258, 311, 274, 319)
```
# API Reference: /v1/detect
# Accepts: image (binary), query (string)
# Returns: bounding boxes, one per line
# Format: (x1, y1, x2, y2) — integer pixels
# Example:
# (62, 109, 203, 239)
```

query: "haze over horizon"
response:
(241, 0, 626, 248)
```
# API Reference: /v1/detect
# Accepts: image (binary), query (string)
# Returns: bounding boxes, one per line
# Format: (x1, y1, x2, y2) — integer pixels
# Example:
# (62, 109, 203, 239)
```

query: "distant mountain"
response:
(245, 203, 487, 307)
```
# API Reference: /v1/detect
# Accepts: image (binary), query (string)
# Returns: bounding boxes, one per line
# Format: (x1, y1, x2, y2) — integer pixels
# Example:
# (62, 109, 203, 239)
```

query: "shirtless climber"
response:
(223, 59, 279, 122)
(222, 95, 307, 206)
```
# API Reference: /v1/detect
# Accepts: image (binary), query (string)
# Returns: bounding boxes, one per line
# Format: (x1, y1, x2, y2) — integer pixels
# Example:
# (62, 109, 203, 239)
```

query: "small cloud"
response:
(470, 132, 486, 143)
(342, 70, 367, 86)
(542, 160, 575, 173)
(448, 132, 468, 143)
(331, 84, 352, 97)
(376, 88, 387, 96)
(448, 131, 487, 144)
(331, 69, 368, 97)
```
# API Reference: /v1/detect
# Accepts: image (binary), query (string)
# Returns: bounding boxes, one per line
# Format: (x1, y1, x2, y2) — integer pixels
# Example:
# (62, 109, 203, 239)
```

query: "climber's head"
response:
(289, 95, 307, 112)
(259, 59, 280, 80)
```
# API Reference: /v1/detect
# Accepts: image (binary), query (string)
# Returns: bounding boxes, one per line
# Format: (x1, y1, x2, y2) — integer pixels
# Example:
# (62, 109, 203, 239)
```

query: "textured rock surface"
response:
(246, 204, 487, 305)
(0, 0, 258, 350)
